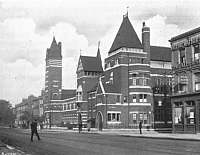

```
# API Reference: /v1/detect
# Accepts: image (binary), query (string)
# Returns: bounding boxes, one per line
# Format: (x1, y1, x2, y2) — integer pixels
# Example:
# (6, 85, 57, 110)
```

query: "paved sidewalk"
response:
(38, 127, 200, 141)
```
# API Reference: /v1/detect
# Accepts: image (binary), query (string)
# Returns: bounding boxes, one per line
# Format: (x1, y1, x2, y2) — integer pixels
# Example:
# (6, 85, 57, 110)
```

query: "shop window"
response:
(174, 107, 183, 124)
(186, 106, 195, 124)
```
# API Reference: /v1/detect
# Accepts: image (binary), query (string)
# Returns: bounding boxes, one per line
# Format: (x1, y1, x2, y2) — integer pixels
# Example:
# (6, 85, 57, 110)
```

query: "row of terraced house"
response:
(14, 13, 200, 133)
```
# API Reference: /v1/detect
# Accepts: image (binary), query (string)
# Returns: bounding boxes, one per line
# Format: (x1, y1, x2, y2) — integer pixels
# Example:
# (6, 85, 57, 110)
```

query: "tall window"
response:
(133, 113, 137, 124)
(123, 96, 128, 103)
(131, 73, 137, 86)
(132, 94, 137, 102)
(139, 113, 143, 123)
(195, 72, 200, 91)
(116, 95, 121, 103)
(194, 44, 200, 60)
(77, 85, 83, 101)
(109, 72, 113, 84)
(179, 75, 188, 92)
(143, 113, 148, 124)
(179, 49, 186, 64)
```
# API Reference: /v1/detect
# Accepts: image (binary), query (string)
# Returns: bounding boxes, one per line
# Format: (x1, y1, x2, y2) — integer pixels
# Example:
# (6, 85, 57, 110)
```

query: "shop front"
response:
(172, 93, 200, 133)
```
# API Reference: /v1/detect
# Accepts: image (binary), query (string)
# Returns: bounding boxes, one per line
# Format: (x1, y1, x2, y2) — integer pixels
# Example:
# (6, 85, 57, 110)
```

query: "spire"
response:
(51, 36, 57, 48)
(97, 41, 101, 58)
(109, 13, 142, 53)
(96, 41, 102, 68)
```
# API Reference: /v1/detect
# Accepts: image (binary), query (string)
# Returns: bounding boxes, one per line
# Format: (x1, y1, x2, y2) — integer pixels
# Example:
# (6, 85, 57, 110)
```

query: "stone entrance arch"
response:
(96, 111, 103, 131)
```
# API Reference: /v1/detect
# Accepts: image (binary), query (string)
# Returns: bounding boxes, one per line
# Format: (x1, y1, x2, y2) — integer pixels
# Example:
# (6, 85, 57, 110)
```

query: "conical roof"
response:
(109, 15, 142, 53)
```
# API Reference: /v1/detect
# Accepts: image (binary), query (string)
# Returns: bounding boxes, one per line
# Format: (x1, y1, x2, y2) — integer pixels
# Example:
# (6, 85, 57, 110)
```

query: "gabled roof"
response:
(109, 15, 143, 53)
(150, 46, 171, 62)
(80, 56, 103, 72)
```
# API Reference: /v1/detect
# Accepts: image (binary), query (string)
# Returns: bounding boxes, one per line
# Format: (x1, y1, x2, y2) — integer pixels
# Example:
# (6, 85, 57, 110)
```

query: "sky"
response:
(0, 0, 200, 106)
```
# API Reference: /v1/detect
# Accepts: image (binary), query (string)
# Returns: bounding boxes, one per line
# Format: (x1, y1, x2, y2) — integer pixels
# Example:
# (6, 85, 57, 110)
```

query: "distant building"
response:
(169, 27, 200, 133)
(15, 95, 37, 128)
(0, 100, 14, 125)
(45, 36, 62, 103)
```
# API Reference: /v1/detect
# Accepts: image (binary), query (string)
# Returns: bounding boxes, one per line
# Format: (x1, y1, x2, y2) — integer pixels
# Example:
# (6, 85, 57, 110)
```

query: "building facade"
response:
(170, 27, 200, 133)
(15, 95, 37, 128)
(75, 48, 103, 126)
(87, 15, 153, 129)
(45, 36, 62, 103)
(40, 14, 172, 130)
(87, 14, 172, 130)
(150, 46, 172, 129)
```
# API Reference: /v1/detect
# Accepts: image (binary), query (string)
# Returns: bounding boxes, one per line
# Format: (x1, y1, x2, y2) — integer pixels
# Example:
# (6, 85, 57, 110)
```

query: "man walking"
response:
(78, 113, 82, 133)
(31, 119, 41, 142)
(139, 121, 142, 134)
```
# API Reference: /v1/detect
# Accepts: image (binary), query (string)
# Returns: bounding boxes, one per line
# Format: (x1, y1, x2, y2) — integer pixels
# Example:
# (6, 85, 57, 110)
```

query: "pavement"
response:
(26, 127, 200, 141)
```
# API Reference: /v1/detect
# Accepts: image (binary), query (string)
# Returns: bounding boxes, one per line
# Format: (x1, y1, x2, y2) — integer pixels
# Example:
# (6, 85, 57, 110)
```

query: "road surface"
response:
(0, 128, 200, 155)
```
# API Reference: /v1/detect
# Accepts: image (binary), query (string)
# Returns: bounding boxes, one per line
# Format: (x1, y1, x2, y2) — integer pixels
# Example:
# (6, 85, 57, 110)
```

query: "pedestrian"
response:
(78, 121, 82, 133)
(31, 119, 41, 142)
(139, 121, 142, 134)
(87, 119, 91, 132)
(78, 113, 82, 133)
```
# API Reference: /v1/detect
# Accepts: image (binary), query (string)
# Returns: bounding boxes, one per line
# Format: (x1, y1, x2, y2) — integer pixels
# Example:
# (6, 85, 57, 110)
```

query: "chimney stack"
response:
(142, 22, 150, 64)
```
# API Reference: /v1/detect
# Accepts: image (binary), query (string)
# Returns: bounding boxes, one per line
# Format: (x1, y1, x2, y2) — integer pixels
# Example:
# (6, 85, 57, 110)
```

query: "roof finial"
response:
(80, 49, 82, 56)
(123, 6, 129, 18)
(126, 6, 129, 16)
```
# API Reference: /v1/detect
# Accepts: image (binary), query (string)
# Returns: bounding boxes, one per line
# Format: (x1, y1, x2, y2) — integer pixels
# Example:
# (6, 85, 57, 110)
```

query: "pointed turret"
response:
(96, 41, 102, 65)
(51, 36, 57, 48)
(109, 14, 142, 54)
(46, 36, 62, 59)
